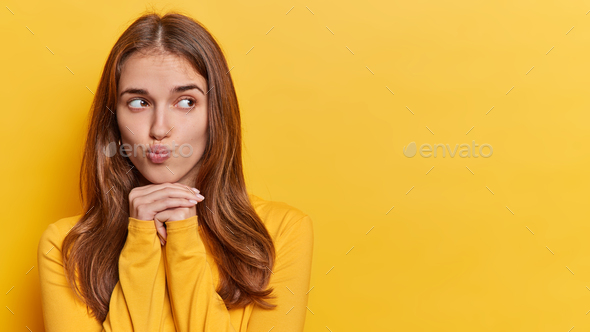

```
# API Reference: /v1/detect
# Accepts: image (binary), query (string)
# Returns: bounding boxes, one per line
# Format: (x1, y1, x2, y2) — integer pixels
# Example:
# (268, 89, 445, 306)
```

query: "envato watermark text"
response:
(102, 141, 193, 158)
(403, 141, 493, 158)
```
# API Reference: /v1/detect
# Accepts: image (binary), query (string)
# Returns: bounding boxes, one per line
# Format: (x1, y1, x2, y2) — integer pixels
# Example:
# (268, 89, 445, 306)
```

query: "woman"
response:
(37, 11, 314, 332)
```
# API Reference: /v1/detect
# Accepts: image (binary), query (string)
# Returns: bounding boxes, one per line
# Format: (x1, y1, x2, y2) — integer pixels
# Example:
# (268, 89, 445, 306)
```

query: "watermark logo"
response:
(403, 142, 418, 158)
(403, 141, 493, 158)
(101, 141, 194, 158)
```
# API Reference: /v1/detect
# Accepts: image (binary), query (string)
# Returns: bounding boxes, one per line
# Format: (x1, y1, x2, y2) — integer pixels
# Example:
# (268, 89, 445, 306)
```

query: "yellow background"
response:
(1, 0, 590, 331)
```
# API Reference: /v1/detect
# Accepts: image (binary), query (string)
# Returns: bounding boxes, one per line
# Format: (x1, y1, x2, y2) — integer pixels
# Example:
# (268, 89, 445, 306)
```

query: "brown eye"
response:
(128, 99, 149, 109)
(176, 98, 195, 109)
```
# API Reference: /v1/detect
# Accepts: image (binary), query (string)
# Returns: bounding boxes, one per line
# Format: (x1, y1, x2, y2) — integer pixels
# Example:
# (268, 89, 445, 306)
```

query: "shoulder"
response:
(248, 193, 314, 246)
(37, 214, 82, 258)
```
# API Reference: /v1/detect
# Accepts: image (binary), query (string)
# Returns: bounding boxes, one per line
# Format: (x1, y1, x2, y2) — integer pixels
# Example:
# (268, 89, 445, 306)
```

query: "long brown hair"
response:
(61, 10, 276, 322)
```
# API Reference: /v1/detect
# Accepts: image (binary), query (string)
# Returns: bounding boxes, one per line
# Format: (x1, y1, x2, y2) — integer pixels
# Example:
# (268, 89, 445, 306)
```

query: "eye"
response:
(174, 98, 196, 110)
(128, 99, 149, 109)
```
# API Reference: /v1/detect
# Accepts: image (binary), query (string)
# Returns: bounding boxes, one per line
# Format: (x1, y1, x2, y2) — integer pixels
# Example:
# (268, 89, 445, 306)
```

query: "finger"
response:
(154, 219, 167, 243)
(129, 183, 201, 207)
(138, 198, 198, 217)
(134, 182, 201, 197)
(150, 183, 202, 199)
(154, 209, 174, 223)
(134, 186, 204, 208)
(154, 210, 177, 232)
(154, 207, 194, 225)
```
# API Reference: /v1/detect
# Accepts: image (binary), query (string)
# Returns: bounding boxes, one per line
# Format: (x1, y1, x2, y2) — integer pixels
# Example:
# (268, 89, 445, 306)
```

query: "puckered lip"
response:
(148, 144, 170, 154)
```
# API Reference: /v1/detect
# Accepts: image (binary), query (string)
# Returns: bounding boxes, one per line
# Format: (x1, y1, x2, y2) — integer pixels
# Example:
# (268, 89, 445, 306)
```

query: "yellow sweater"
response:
(37, 193, 314, 332)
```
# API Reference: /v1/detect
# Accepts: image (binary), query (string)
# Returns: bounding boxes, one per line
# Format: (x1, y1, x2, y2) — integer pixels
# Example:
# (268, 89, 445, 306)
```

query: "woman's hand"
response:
(153, 203, 200, 245)
(129, 182, 204, 245)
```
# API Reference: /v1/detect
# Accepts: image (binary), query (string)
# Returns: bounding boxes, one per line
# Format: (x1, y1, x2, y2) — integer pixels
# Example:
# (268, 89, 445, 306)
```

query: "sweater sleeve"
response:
(163, 215, 236, 332)
(163, 214, 314, 332)
(37, 217, 168, 332)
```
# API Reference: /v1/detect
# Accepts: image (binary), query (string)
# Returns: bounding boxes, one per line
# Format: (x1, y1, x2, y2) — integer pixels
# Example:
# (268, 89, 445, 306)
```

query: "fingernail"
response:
(189, 199, 198, 204)
(192, 188, 200, 193)
(197, 194, 205, 200)
(160, 238, 164, 246)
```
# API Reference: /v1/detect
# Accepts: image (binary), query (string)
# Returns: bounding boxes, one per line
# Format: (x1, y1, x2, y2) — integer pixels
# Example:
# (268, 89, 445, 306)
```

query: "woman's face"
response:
(116, 51, 208, 187)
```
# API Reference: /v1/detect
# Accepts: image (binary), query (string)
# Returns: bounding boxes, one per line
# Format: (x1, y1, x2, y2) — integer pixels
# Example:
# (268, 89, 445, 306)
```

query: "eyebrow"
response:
(119, 84, 205, 97)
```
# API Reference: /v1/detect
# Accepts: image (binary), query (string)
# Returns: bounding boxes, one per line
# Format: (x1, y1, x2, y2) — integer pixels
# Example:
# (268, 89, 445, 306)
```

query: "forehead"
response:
(118, 52, 207, 91)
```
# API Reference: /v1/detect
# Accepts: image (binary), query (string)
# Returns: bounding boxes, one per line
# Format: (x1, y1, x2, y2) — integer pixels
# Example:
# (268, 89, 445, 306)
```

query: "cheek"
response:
(117, 120, 143, 160)
(189, 125, 208, 151)
(175, 127, 207, 162)
(117, 114, 142, 144)
(193, 113, 208, 142)
(117, 114, 129, 140)
(184, 114, 208, 147)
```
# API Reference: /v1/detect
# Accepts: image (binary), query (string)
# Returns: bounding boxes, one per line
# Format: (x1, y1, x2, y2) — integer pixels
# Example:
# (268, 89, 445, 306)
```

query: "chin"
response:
(141, 168, 183, 184)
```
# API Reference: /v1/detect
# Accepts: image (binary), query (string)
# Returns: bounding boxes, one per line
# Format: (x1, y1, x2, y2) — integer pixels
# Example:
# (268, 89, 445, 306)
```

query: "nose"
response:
(150, 103, 173, 141)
